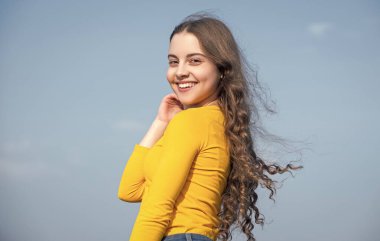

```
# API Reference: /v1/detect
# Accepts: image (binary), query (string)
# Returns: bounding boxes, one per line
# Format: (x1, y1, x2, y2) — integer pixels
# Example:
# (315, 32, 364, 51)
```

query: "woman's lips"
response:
(177, 82, 197, 92)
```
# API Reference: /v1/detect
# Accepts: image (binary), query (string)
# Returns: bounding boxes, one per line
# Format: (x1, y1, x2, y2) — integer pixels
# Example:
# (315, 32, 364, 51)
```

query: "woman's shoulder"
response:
(164, 106, 225, 145)
(170, 106, 222, 125)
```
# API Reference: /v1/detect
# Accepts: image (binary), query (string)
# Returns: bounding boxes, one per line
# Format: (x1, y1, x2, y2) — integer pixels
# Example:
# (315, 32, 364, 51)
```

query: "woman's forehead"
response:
(168, 32, 204, 55)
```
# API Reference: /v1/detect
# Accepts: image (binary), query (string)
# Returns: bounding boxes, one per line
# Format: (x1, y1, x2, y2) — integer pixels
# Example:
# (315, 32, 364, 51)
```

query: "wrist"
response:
(154, 116, 171, 126)
(138, 118, 168, 148)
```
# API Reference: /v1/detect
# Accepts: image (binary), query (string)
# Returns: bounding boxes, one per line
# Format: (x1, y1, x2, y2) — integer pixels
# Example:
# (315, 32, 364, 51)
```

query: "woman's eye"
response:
(168, 60, 178, 66)
(189, 58, 202, 65)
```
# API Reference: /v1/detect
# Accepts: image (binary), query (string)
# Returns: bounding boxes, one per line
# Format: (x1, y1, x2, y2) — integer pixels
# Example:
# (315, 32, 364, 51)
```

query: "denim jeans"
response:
(161, 233, 213, 241)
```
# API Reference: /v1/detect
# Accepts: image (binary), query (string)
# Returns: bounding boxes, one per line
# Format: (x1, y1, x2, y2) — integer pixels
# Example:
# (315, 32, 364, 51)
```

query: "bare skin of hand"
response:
(139, 93, 183, 148)
(155, 93, 184, 123)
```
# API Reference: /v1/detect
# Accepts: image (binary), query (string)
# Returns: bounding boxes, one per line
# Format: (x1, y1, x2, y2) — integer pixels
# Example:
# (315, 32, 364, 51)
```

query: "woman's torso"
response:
(144, 106, 230, 240)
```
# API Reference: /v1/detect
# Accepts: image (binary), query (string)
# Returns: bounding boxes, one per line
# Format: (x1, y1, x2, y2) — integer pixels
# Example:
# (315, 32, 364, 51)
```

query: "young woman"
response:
(118, 13, 302, 241)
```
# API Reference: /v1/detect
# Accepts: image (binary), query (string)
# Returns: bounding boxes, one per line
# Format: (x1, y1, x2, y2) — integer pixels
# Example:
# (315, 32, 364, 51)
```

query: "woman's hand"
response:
(139, 93, 182, 148)
(156, 93, 184, 123)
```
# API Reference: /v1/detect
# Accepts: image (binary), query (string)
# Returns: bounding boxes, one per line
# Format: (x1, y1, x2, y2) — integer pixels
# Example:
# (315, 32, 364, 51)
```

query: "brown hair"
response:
(170, 13, 303, 241)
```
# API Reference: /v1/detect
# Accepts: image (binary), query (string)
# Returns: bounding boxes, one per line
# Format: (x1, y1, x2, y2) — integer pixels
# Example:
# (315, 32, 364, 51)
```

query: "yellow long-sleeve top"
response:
(118, 105, 231, 241)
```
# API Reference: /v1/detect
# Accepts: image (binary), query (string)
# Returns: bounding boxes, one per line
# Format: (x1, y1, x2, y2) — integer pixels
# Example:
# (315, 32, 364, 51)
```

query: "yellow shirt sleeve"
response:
(129, 110, 206, 241)
(118, 144, 150, 202)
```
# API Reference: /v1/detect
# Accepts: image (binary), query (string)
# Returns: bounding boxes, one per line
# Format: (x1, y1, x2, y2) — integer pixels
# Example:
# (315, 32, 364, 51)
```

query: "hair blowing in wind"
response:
(170, 13, 303, 241)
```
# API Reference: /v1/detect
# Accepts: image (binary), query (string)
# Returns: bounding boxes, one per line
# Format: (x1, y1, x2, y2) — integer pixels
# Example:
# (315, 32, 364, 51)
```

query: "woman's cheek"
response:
(166, 69, 175, 83)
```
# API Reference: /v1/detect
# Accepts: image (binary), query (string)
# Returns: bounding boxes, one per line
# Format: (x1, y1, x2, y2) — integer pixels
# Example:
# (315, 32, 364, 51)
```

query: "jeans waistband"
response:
(161, 232, 213, 241)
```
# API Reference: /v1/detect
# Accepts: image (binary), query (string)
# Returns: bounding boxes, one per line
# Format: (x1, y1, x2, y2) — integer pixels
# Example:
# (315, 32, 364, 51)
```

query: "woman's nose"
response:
(175, 63, 189, 79)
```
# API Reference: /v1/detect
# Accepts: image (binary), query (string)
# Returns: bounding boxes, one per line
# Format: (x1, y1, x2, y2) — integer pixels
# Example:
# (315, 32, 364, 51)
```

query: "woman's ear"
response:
(218, 66, 225, 80)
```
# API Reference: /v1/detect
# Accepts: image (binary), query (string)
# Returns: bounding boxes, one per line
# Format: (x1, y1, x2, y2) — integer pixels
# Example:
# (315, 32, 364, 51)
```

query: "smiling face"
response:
(167, 31, 220, 109)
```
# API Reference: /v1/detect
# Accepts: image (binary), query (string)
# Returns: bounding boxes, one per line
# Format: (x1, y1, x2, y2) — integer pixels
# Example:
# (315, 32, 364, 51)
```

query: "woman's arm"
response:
(118, 93, 184, 202)
(139, 118, 168, 148)
(118, 119, 167, 202)
(118, 144, 150, 202)
(139, 93, 184, 147)
(129, 110, 206, 241)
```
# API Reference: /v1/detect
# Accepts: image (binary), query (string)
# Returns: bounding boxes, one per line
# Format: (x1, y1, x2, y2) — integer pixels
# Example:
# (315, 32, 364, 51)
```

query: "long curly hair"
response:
(170, 13, 303, 241)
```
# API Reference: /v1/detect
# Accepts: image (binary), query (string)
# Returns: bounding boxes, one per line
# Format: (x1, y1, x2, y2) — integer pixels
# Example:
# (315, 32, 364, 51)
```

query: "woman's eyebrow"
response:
(186, 53, 206, 58)
(167, 53, 206, 59)
(168, 54, 177, 59)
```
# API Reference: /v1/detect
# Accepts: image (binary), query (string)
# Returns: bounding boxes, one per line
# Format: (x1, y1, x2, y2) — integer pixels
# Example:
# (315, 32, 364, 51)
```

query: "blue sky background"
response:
(0, 0, 379, 241)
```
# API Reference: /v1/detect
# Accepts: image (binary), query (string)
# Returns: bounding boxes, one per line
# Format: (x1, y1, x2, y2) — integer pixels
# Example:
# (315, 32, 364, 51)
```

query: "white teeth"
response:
(178, 82, 197, 89)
